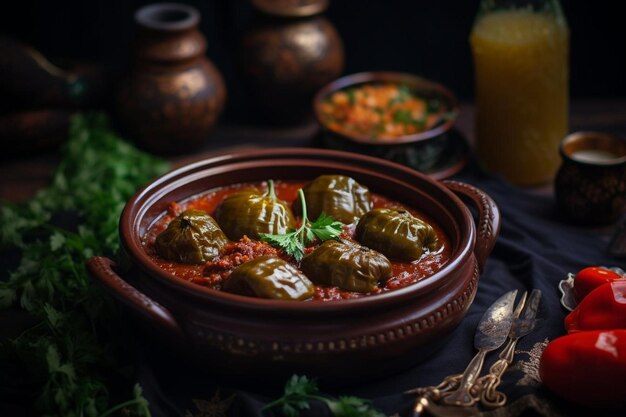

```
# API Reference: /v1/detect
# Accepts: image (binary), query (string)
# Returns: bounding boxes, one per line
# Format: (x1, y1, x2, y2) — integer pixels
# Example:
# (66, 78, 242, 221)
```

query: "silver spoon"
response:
(440, 290, 518, 406)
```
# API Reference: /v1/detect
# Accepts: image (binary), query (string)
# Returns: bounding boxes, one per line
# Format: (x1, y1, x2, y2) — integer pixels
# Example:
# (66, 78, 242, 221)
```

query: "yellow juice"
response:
(470, 9, 569, 185)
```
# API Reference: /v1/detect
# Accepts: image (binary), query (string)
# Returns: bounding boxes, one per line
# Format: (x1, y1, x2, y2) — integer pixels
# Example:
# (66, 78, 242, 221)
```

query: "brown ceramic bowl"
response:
(313, 72, 464, 177)
(87, 148, 499, 385)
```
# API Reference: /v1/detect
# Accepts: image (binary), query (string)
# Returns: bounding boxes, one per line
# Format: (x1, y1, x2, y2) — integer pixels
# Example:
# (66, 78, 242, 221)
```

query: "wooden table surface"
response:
(2, 100, 626, 203)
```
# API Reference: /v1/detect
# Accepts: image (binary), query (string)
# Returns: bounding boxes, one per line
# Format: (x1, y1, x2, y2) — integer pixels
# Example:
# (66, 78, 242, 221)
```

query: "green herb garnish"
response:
(346, 88, 357, 105)
(0, 113, 168, 417)
(392, 109, 413, 124)
(388, 83, 412, 107)
(259, 190, 342, 261)
(263, 375, 385, 417)
(392, 109, 426, 130)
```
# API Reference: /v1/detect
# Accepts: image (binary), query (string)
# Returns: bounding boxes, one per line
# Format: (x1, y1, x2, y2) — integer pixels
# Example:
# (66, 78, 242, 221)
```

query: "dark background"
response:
(2, 0, 625, 121)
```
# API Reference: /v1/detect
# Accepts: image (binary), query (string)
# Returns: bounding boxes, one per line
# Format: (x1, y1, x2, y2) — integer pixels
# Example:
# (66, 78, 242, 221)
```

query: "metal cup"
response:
(554, 131, 626, 225)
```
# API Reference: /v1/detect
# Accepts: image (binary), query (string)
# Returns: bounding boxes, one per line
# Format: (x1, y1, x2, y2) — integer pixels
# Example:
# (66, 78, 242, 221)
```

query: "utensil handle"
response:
(479, 358, 509, 409)
(86, 256, 183, 337)
(479, 330, 521, 408)
(442, 349, 487, 406)
(412, 396, 431, 417)
(405, 373, 463, 397)
(443, 180, 500, 271)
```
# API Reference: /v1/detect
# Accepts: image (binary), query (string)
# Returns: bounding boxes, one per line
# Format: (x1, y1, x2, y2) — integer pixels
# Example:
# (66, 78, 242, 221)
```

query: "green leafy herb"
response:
(392, 109, 426, 130)
(259, 190, 342, 261)
(392, 109, 413, 124)
(0, 113, 169, 417)
(346, 88, 357, 105)
(263, 375, 386, 417)
(388, 83, 412, 107)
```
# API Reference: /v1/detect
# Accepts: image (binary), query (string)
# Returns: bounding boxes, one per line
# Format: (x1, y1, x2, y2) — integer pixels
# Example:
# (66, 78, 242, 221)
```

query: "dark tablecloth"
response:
(129, 161, 625, 417)
(2, 115, 625, 416)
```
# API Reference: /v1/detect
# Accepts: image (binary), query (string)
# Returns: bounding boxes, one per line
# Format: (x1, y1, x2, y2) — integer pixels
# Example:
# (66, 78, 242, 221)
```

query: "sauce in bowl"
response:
(142, 180, 451, 301)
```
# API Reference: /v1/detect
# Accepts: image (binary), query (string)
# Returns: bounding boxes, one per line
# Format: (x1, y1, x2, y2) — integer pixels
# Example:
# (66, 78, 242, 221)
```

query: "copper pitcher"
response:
(116, 3, 226, 154)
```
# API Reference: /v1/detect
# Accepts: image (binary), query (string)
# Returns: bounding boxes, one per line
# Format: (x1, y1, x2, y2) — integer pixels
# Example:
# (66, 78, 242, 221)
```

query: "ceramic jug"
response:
(117, 3, 226, 154)
(238, 0, 343, 125)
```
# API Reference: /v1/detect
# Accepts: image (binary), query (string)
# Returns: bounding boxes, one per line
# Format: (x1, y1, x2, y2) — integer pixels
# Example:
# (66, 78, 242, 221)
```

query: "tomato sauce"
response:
(143, 180, 451, 301)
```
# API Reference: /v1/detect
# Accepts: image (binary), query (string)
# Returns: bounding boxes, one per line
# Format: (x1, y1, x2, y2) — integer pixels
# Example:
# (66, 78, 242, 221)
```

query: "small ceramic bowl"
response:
(313, 72, 463, 178)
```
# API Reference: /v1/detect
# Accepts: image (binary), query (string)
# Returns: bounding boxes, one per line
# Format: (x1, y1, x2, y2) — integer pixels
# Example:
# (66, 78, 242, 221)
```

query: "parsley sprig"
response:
(387, 83, 412, 106)
(263, 375, 386, 417)
(0, 113, 168, 417)
(259, 189, 342, 261)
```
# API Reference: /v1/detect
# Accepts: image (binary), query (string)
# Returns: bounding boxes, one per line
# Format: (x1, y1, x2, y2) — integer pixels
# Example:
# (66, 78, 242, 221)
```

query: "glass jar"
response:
(470, 0, 569, 185)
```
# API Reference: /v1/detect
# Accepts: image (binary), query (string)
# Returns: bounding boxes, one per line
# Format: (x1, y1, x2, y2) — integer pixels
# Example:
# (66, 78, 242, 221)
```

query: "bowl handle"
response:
(86, 256, 183, 337)
(442, 180, 501, 271)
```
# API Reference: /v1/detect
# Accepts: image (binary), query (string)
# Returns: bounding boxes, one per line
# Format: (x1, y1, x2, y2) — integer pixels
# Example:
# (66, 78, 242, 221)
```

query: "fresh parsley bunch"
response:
(0, 113, 169, 417)
(263, 375, 386, 417)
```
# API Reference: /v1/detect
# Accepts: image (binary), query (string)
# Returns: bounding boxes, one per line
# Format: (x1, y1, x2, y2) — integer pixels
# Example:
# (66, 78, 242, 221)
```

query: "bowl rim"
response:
(313, 71, 460, 146)
(120, 147, 476, 314)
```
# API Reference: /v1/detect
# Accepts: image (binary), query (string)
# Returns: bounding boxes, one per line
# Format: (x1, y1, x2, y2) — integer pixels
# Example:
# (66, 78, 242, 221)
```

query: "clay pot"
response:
(87, 148, 500, 386)
(238, 12, 344, 125)
(116, 3, 226, 154)
(251, 0, 329, 17)
(555, 131, 626, 225)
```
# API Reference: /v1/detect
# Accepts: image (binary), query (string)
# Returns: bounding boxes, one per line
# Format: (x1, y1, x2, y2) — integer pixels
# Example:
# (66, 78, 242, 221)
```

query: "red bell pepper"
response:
(574, 266, 624, 303)
(540, 330, 626, 408)
(565, 280, 626, 333)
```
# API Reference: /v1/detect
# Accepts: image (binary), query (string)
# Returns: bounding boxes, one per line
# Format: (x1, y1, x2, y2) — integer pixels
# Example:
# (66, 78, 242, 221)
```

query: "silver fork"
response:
(407, 290, 520, 415)
(406, 290, 529, 413)
(440, 290, 519, 406)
